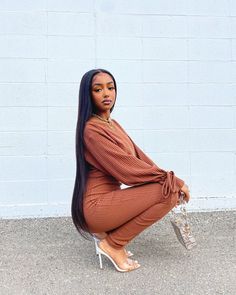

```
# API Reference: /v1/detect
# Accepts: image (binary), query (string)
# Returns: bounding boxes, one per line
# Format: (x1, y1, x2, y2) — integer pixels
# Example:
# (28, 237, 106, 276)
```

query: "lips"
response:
(102, 100, 112, 103)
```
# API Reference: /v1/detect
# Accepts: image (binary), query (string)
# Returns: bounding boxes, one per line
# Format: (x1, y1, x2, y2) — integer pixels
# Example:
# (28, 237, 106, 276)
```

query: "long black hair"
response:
(71, 69, 117, 239)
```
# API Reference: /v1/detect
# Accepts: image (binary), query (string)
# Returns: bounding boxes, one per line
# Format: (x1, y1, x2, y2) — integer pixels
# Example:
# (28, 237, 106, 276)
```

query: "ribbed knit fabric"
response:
(83, 117, 185, 199)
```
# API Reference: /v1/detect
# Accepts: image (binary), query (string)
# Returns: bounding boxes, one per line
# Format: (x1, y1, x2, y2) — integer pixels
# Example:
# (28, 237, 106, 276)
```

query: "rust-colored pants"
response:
(83, 182, 180, 249)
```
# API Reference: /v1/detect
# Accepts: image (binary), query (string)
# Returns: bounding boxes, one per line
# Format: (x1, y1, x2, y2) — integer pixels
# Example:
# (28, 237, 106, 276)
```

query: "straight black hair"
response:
(71, 69, 117, 239)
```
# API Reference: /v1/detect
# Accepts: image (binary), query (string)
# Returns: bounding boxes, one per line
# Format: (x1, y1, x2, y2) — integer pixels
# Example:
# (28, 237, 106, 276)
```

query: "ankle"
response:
(100, 238, 124, 253)
(93, 232, 107, 240)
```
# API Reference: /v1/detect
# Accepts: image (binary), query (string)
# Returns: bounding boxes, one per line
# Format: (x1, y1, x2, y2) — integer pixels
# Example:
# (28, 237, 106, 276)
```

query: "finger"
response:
(180, 192, 187, 202)
(185, 192, 190, 203)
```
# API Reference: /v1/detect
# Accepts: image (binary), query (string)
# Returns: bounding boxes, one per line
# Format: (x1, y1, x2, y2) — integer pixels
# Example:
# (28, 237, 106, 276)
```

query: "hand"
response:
(175, 184, 191, 207)
(179, 183, 191, 203)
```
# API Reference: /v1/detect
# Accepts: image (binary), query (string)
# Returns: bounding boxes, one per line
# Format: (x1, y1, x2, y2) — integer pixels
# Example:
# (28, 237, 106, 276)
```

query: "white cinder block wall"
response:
(0, 0, 236, 219)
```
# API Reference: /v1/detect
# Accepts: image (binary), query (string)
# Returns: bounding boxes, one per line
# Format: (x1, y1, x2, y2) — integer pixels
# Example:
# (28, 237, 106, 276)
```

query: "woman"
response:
(71, 68, 191, 272)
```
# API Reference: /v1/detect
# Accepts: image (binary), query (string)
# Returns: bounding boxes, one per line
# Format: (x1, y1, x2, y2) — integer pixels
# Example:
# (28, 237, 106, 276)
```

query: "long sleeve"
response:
(129, 136, 184, 191)
(113, 119, 185, 193)
(84, 124, 185, 199)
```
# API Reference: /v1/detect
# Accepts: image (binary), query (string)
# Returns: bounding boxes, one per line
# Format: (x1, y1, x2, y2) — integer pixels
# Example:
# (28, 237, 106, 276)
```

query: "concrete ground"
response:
(0, 211, 235, 295)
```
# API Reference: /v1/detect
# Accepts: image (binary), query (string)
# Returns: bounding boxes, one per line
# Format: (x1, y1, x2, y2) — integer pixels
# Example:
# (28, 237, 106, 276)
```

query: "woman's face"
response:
(91, 72, 116, 115)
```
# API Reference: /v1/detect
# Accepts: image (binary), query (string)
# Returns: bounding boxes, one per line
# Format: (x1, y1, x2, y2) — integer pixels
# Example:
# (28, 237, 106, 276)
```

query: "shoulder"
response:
(112, 118, 129, 137)
(84, 120, 100, 138)
(84, 118, 110, 140)
(112, 118, 125, 131)
(112, 118, 120, 126)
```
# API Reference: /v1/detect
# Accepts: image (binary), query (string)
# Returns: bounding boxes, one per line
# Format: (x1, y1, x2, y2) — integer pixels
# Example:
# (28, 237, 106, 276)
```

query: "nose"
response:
(103, 88, 109, 98)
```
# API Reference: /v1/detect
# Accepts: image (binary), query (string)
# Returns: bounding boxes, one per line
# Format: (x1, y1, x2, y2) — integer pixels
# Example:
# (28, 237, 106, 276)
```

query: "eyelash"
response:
(94, 87, 115, 92)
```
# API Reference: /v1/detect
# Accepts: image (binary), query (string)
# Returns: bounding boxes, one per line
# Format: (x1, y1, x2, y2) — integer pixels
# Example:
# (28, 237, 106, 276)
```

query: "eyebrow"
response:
(92, 81, 114, 86)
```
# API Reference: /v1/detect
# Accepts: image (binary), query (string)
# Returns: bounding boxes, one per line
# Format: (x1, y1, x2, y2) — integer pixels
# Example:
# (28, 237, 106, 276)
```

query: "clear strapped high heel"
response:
(92, 235, 134, 257)
(94, 240, 140, 272)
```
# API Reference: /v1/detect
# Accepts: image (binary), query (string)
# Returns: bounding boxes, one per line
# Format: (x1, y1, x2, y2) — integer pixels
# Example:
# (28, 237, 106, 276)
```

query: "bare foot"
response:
(98, 238, 140, 271)
(93, 232, 134, 257)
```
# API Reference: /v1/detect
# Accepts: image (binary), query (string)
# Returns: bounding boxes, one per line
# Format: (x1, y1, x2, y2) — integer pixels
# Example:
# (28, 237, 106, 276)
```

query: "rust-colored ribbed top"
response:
(83, 116, 184, 199)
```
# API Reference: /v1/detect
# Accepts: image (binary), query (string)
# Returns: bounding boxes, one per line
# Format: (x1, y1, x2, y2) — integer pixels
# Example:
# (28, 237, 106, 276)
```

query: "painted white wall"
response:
(0, 0, 236, 219)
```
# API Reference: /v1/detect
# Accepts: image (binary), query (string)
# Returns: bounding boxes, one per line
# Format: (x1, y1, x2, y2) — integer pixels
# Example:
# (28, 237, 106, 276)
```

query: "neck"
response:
(93, 111, 110, 120)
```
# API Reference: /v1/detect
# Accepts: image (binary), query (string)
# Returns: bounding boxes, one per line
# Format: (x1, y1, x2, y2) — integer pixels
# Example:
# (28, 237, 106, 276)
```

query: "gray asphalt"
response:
(1, 211, 236, 295)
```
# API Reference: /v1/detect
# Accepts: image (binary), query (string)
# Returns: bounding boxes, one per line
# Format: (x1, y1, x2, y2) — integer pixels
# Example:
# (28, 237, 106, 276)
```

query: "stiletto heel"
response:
(98, 252, 103, 269)
(94, 241, 140, 273)
(92, 235, 100, 255)
(92, 234, 134, 257)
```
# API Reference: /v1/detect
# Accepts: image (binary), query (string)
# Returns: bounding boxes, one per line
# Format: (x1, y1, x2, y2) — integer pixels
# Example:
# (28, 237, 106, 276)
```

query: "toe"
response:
(120, 258, 140, 271)
(127, 258, 139, 266)
(129, 260, 141, 270)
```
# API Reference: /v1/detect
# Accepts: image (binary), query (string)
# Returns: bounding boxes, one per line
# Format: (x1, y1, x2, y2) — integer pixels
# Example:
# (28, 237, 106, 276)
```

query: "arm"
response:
(113, 119, 185, 190)
(84, 126, 184, 198)
(128, 136, 185, 190)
